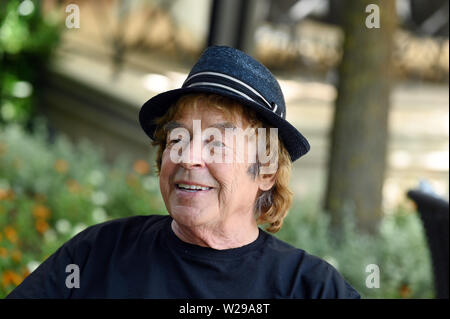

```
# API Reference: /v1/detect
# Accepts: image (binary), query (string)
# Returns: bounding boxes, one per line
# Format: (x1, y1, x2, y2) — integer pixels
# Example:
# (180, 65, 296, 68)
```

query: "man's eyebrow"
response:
(163, 121, 237, 133)
(163, 121, 187, 133)
(211, 122, 237, 130)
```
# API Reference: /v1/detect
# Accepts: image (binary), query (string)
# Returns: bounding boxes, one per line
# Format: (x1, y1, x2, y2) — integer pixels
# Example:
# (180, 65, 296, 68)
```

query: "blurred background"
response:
(0, 0, 448, 298)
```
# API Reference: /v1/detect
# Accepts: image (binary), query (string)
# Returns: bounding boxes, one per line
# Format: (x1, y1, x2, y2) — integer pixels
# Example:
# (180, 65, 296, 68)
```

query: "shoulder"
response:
(261, 233, 361, 299)
(66, 214, 170, 254)
(6, 215, 171, 298)
(73, 214, 168, 239)
(262, 232, 330, 273)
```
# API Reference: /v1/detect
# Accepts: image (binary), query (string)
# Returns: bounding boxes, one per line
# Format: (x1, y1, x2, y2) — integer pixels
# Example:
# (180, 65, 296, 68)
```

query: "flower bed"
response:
(0, 121, 166, 296)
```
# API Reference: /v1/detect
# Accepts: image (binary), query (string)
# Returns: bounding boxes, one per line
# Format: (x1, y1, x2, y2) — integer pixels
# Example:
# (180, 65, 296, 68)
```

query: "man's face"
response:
(159, 101, 263, 229)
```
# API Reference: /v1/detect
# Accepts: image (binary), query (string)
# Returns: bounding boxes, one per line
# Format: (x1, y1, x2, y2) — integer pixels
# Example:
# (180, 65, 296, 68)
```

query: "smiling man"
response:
(7, 46, 360, 299)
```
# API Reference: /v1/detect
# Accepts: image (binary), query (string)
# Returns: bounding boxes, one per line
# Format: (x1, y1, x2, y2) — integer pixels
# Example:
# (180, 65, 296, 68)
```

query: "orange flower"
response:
(399, 284, 411, 298)
(2, 271, 11, 287)
(0, 247, 7, 258)
(11, 272, 22, 285)
(11, 250, 22, 263)
(35, 219, 49, 234)
(21, 267, 30, 278)
(2, 270, 23, 287)
(0, 189, 15, 201)
(0, 189, 7, 200)
(32, 204, 51, 219)
(54, 159, 69, 174)
(4, 226, 18, 244)
(66, 179, 81, 193)
(133, 160, 150, 175)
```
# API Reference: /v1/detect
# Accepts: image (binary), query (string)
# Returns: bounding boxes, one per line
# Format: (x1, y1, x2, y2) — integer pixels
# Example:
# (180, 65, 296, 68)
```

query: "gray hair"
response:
(254, 190, 274, 219)
(248, 161, 275, 218)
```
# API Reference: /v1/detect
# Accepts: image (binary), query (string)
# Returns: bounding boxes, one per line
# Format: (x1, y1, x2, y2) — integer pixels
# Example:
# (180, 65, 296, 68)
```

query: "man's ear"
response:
(257, 172, 276, 191)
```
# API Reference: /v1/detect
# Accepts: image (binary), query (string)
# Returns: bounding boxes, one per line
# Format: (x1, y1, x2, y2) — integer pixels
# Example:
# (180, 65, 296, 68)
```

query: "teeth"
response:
(177, 183, 210, 191)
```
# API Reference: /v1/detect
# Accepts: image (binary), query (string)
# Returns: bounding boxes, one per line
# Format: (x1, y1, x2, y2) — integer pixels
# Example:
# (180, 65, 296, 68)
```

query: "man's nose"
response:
(180, 138, 205, 169)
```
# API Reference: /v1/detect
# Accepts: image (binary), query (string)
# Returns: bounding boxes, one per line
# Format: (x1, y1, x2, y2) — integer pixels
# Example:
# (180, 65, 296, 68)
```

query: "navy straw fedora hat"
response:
(139, 45, 310, 162)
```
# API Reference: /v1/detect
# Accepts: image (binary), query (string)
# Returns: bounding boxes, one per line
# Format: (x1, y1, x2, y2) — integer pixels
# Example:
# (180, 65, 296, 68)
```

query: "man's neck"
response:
(170, 218, 259, 250)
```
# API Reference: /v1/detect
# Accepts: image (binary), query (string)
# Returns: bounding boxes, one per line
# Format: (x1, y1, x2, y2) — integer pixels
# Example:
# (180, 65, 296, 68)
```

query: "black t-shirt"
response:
(6, 215, 360, 298)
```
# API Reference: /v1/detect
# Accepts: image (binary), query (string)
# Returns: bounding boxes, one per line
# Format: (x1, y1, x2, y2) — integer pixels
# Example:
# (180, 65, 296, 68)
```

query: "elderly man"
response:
(7, 46, 360, 299)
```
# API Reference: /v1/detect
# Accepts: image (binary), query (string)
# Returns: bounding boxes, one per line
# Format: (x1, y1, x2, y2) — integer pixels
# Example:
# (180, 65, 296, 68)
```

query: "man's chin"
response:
(169, 207, 209, 227)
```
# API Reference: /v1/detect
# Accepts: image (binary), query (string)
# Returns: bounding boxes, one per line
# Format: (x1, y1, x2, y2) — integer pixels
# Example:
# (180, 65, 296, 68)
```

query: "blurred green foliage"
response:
(276, 198, 434, 298)
(0, 121, 434, 298)
(0, 0, 61, 125)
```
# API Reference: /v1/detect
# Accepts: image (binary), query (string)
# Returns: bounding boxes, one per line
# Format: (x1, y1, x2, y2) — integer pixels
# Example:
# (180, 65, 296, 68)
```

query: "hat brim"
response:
(139, 86, 310, 162)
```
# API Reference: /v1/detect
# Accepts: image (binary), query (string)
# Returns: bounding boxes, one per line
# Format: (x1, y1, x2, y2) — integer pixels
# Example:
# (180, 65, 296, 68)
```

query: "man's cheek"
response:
(159, 171, 170, 199)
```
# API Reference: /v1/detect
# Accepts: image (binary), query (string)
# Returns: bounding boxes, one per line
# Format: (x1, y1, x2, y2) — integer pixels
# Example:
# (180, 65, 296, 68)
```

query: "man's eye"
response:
(167, 138, 181, 145)
(211, 140, 225, 147)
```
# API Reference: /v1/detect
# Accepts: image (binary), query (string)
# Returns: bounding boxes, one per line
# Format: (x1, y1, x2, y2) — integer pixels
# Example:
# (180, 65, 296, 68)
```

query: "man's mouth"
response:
(175, 183, 213, 192)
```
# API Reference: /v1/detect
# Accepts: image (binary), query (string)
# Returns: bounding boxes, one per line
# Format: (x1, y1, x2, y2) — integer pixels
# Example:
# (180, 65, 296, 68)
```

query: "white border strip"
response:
(186, 82, 256, 104)
(185, 71, 273, 110)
